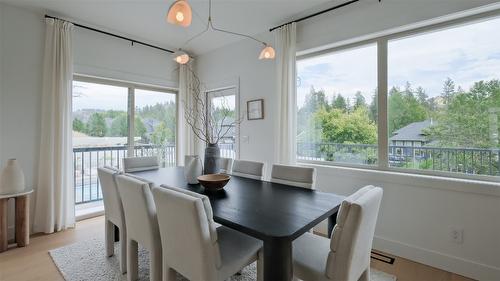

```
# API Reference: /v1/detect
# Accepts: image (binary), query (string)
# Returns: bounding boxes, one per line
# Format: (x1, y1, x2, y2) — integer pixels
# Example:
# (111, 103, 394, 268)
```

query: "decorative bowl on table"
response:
(197, 174, 231, 191)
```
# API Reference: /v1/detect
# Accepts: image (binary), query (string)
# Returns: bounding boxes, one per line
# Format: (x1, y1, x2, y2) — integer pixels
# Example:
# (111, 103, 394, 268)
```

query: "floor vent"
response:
(371, 251, 395, 265)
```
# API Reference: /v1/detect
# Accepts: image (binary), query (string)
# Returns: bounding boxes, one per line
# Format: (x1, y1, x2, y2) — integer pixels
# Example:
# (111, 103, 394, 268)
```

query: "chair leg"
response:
(127, 239, 138, 281)
(256, 250, 264, 281)
(162, 264, 177, 281)
(150, 247, 163, 281)
(119, 226, 127, 274)
(358, 267, 370, 281)
(105, 220, 115, 257)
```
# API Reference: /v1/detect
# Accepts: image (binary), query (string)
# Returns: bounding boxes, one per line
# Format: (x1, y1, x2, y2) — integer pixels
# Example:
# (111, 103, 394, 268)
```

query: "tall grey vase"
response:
(204, 143, 220, 174)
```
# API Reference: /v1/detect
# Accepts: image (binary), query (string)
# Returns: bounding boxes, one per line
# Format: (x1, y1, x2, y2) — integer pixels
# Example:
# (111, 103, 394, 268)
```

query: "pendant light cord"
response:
(182, 0, 268, 49)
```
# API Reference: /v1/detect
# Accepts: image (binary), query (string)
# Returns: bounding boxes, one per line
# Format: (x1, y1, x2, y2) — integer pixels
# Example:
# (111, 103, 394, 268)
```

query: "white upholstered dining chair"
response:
(271, 164, 316, 189)
(122, 156, 160, 173)
(97, 166, 127, 274)
(152, 185, 264, 281)
(218, 157, 233, 174)
(231, 160, 264, 180)
(292, 185, 383, 281)
(116, 174, 162, 281)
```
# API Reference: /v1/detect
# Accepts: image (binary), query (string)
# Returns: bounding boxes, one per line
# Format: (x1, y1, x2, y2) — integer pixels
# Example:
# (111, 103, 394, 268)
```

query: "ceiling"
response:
(0, 0, 337, 55)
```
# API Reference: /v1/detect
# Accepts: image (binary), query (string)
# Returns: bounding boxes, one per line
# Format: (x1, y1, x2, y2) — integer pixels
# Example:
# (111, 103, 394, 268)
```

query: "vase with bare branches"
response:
(183, 66, 242, 174)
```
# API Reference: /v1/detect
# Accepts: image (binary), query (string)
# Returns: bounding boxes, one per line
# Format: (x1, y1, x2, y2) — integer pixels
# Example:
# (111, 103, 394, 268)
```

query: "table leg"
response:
(263, 238, 292, 281)
(327, 212, 338, 238)
(15, 195, 29, 247)
(0, 198, 8, 252)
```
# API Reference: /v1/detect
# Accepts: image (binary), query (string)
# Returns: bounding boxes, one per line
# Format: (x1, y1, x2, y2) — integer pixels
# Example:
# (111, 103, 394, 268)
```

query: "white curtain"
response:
(274, 23, 297, 164)
(33, 18, 75, 233)
(177, 63, 198, 165)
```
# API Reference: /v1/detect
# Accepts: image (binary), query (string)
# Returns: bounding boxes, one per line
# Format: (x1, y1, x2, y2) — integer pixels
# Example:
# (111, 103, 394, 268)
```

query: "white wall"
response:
(0, 2, 178, 239)
(196, 1, 500, 280)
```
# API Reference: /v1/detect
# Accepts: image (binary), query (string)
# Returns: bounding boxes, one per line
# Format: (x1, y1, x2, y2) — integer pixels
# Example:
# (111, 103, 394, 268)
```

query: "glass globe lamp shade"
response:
(259, 45, 276, 60)
(167, 0, 192, 27)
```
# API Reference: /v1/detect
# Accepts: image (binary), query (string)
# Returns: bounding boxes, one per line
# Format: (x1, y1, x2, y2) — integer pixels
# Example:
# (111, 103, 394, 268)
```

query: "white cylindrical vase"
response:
(0, 159, 25, 195)
(184, 155, 203, 184)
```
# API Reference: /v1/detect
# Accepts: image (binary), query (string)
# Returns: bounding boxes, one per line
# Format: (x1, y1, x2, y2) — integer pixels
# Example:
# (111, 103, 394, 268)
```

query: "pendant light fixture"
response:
(167, 0, 193, 27)
(173, 49, 190, 64)
(259, 44, 276, 60)
(168, 0, 275, 64)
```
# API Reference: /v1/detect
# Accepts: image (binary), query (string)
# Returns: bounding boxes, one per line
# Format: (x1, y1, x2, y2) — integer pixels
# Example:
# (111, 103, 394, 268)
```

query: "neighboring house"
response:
(389, 120, 434, 157)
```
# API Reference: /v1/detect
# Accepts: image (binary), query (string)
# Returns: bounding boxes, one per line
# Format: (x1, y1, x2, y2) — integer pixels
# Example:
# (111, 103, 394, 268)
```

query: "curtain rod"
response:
(269, 0, 378, 32)
(44, 15, 175, 54)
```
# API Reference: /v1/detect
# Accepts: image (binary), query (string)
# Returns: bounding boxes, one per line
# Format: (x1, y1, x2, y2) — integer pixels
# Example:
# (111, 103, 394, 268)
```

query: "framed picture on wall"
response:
(247, 99, 264, 120)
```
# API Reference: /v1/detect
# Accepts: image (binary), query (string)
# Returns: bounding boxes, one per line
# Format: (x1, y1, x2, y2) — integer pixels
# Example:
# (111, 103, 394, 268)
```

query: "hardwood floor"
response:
(0, 216, 475, 281)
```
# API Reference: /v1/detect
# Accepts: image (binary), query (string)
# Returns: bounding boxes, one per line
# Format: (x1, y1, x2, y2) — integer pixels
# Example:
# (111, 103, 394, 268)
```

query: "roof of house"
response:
(389, 120, 433, 142)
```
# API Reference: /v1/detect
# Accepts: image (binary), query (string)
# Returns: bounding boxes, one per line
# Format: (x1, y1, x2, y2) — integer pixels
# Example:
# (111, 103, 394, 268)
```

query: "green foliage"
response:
(354, 92, 366, 109)
(109, 113, 128, 137)
(73, 118, 86, 133)
(388, 86, 427, 134)
(86, 113, 107, 137)
(151, 122, 174, 145)
(332, 94, 348, 111)
(134, 117, 147, 138)
(427, 79, 500, 148)
(315, 107, 377, 144)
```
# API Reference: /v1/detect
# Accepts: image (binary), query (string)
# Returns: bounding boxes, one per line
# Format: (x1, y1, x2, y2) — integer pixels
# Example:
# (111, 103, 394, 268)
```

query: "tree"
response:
(388, 86, 426, 134)
(315, 107, 377, 144)
(332, 94, 347, 111)
(134, 117, 147, 138)
(86, 113, 107, 137)
(109, 113, 128, 137)
(297, 87, 330, 142)
(353, 92, 366, 109)
(442, 77, 456, 104)
(427, 79, 500, 148)
(151, 122, 174, 145)
(73, 118, 86, 133)
(368, 91, 378, 123)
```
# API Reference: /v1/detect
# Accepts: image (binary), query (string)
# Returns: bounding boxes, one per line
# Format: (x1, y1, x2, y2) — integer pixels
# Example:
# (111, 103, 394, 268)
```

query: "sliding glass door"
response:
(72, 77, 177, 205)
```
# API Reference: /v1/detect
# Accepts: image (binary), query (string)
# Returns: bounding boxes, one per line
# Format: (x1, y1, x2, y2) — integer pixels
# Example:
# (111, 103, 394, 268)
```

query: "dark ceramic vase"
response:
(204, 143, 220, 174)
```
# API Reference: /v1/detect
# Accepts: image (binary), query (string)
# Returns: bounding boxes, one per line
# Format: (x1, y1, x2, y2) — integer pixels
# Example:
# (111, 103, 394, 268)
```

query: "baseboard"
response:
(373, 236, 500, 281)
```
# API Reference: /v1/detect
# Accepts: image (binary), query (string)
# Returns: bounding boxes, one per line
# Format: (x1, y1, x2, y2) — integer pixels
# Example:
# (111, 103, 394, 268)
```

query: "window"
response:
(73, 81, 128, 204)
(72, 78, 177, 205)
(134, 88, 177, 165)
(388, 17, 500, 176)
(206, 87, 237, 158)
(297, 44, 378, 165)
(297, 13, 500, 180)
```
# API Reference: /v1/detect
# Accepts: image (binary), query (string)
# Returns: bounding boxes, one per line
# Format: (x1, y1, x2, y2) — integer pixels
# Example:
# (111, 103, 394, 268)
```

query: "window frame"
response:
(73, 74, 179, 157)
(295, 9, 500, 182)
(205, 85, 240, 159)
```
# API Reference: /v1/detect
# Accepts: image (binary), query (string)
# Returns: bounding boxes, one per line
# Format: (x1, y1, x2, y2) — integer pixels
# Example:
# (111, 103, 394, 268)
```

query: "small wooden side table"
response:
(0, 189, 33, 253)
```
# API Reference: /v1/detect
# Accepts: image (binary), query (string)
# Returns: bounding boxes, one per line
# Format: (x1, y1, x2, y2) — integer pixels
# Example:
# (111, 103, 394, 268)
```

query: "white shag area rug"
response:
(49, 238, 397, 281)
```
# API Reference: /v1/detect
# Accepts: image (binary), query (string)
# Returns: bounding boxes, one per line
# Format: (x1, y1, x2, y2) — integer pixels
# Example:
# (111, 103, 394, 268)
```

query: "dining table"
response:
(130, 167, 344, 281)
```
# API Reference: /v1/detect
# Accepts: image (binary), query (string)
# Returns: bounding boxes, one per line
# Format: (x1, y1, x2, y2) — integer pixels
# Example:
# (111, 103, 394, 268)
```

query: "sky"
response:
(297, 16, 500, 107)
(72, 81, 176, 111)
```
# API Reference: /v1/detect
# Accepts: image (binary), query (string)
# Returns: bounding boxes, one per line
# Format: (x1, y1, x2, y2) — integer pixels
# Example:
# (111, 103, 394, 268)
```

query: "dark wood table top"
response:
(131, 167, 344, 241)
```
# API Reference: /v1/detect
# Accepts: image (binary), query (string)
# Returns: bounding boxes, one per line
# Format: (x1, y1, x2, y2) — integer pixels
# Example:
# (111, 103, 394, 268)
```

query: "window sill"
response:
(299, 161, 500, 198)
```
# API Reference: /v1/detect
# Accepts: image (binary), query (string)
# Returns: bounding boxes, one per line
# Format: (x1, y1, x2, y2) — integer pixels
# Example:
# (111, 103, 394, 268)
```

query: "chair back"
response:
(218, 157, 233, 174)
(232, 160, 264, 180)
(122, 156, 159, 173)
(115, 174, 160, 248)
(97, 167, 124, 226)
(271, 164, 315, 189)
(326, 185, 383, 281)
(152, 186, 221, 281)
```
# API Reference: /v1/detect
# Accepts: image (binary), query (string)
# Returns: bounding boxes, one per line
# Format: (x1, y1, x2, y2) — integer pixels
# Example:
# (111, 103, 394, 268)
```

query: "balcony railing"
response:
(297, 142, 500, 176)
(73, 143, 236, 205)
